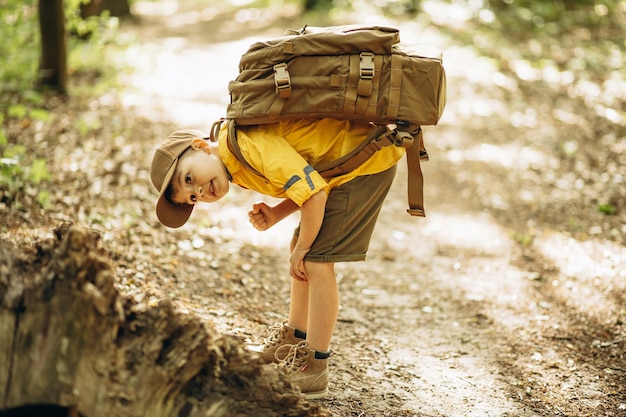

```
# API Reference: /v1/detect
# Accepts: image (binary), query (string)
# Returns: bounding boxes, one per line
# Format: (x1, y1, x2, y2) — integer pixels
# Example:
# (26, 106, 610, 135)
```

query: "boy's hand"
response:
(248, 202, 275, 231)
(289, 246, 310, 281)
(248, 199, 300, 231)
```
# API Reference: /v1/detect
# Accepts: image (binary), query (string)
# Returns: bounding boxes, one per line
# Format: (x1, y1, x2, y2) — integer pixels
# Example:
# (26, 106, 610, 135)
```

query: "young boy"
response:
(150, 118, 404, 399)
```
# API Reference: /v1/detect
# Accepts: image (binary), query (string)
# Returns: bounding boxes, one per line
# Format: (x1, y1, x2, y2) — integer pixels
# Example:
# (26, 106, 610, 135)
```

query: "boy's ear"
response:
(190, 138, 211, 153)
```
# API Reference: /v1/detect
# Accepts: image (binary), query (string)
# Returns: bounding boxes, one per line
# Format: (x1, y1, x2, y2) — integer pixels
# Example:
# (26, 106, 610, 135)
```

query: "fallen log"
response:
(0, 224, 327, 417)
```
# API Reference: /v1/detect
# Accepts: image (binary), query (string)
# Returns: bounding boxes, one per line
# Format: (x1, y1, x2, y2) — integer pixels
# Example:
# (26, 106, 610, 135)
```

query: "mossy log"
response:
(0, 225, 327, 417)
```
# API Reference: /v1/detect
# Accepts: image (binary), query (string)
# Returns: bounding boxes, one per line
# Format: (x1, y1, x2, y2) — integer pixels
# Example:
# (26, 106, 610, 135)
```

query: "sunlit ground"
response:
(119, 0, 305, 126)
(364, 198, 626, 413)
(104, 2, 626, 413)
(118, 0, 626, 318)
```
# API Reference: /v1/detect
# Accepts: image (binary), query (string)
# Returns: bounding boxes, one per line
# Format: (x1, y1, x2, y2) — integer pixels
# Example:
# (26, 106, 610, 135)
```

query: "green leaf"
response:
(2, 144, 26, 159)
(37, 189, 51, 209)
(29, 108, 51, 122)
(511, 231, 535, 246)
(598, 204, 616, 215)
(30, 158, 50, 185)
(7, 104, 27, 119)
(23, 90, 43, 105)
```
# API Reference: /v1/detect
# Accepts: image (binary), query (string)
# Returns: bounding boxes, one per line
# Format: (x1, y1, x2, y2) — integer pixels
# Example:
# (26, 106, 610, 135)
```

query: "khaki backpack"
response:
(217, 25, 447, 217)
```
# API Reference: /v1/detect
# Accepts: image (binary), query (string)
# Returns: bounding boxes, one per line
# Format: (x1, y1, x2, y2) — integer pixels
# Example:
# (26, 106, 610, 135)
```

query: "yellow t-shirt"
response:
(218, 119, 405, 206)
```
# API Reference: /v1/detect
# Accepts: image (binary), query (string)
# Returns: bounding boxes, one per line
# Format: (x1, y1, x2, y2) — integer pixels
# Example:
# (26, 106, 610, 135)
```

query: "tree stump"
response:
(0, 225, 327, 417)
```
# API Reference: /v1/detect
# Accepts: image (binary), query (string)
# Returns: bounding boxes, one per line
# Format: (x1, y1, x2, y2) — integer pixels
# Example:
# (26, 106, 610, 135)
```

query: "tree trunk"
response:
(0, 225, 327, 417)
(80, 0, 104, 19)
(101, 0, 131, 17)
(38, 0, 68, 94)
(81, 0, 131, 18)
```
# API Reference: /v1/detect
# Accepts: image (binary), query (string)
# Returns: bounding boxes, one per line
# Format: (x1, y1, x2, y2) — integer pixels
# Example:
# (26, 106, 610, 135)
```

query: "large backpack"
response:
(215, 25, 446, 217)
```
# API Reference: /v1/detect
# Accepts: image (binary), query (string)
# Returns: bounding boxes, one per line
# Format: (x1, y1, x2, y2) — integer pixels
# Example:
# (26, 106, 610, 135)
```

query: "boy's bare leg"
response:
(288, 278, 309, 332)
(303, 261, 338, 353)
(288, 235, 309, 332)
(286, 235, 338, 353)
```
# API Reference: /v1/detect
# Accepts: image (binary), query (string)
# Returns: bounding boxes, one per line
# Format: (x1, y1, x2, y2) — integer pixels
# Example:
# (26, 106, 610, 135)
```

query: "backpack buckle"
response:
(359, 52, 375, 79)
(273, 63, 292, 99)
(391, 129, 414, 148)
(407, 208, 425, 217)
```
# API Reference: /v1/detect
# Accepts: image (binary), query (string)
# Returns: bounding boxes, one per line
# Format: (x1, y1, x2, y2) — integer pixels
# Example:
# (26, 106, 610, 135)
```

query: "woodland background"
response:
(1, 1, 625, 416)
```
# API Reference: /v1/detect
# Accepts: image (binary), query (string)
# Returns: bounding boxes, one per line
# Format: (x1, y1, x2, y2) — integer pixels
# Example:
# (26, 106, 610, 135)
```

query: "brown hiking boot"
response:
(248, 322, 305, 362)
(279, 341, 329, 400)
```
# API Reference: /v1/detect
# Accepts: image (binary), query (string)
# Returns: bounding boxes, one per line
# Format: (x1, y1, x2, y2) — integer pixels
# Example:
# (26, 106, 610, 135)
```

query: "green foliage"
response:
(0, 0, 121, 97)
(0, 0, 120, 211)
(511, 230, 535, 246)
(29, 158, 50, 185)
(5, 103, 50, 122)
(434, 0, 625, 79)
(7, 104, 27, 119)
(1, 95, 51, 203)
(36, 189, 51, 208)
(29, 108, 51, 122)
(0, 138, 51, 210)
(598, 203, 617, 215)
(66, 0, 105, 37)
(75, 116, 102, 135)
(480, 1, 625, 54)
(0, 1, 39, 92)
(0, 124, 6, 147)
(0, 84, 52, 209)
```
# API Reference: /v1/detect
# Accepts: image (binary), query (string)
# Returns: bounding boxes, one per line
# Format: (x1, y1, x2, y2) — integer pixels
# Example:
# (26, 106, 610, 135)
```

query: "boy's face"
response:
(169, 140, 230, 205)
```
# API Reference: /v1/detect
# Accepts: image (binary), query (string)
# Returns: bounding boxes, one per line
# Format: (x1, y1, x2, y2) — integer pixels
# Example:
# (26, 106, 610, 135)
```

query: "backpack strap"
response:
(317, 125, 427, 217)
(210, 118, 265, 177)
(404, 126, 427, 217)
(226, 119, 265, 178)
(315, 125, 402, 177)
(209, 118, 225, 142)
(218, 119, 427, 216)
(387, 54, 403, 120)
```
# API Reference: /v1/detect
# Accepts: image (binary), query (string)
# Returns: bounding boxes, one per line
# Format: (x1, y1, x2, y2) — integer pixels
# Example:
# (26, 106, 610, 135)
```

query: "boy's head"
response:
(150, 129, 209, 228)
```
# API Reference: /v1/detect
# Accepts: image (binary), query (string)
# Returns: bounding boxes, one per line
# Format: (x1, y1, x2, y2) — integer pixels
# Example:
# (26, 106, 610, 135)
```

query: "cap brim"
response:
(155, 162, 194, 228)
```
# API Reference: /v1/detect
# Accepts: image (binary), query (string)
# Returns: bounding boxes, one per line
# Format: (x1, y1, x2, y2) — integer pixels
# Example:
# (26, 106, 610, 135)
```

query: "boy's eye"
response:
(190, 194, 197, 203)
(185, 174, 192, 184)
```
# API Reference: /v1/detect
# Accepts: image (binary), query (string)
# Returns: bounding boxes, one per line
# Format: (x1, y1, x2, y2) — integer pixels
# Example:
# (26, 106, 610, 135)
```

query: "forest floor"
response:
(2, 0, 625, 416)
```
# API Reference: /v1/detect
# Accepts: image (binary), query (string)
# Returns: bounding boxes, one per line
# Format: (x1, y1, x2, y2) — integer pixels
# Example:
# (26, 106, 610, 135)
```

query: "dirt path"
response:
(3, 1, 623, 416)
(111, 2, 626, 416)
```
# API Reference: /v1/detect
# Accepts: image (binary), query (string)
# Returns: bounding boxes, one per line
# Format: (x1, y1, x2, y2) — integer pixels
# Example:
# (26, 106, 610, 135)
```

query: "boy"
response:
(150, 118, 404, 399)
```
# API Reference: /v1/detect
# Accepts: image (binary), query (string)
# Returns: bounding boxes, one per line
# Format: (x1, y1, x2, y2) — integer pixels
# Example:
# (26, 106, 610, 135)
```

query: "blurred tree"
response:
(101, 0, 130, 17)
(38, 0, 68, 94)
(80, 0, 131, 18)
(80, 0, 103, 18)
(304, 0, 333, 11)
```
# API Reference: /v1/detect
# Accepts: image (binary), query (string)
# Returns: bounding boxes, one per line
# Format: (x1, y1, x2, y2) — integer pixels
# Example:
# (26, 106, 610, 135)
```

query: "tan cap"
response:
(150, 130, 210, 228)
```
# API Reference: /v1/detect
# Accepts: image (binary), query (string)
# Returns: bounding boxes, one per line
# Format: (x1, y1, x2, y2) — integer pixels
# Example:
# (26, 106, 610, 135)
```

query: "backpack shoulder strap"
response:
(225, 119, 264, 178)
(318, 124, 427, 217)
(216, 119, 427, 217)
(316, 125, 404, 178)
(405, 127, 428, 217)
(210, 118, 265, 178)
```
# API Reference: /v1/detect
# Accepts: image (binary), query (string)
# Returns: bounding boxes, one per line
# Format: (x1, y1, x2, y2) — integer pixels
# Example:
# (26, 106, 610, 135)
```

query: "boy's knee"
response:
(304, 261, 335, 278)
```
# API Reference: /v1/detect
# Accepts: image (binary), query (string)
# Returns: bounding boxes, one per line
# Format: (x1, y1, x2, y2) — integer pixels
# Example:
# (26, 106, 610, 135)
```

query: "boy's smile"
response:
(170, 140, 230, 205)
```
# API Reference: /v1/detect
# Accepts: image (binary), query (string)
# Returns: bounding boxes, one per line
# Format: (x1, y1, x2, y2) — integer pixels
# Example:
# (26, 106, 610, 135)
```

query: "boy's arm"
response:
(248, 198, 300, 230)
(290, 189, 327, 281)
(248, 190, 327, 281)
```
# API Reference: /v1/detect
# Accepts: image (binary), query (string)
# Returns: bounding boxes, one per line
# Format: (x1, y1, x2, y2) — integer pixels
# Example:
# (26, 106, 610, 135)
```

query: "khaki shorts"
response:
(294, 165, 397, 263)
